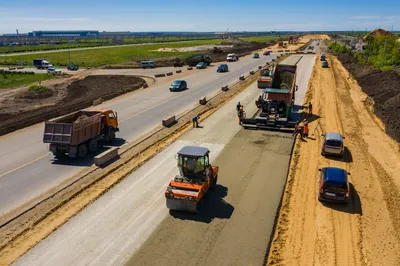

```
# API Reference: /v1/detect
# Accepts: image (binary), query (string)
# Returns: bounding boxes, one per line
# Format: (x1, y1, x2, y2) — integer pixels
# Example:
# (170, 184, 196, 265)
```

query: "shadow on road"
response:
(325, 147, 353, 163)
(322, 184, 362, 215)
(170, 184, 234, 223)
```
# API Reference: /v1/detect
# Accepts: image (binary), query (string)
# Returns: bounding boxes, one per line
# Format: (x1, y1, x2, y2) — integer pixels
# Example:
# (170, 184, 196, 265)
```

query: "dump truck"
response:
(186, 53, 212, 67)
(241, 56, 302, 131)
(257, 67, 274, 88)
(33, 59, 53, 69)
(43, 109, 119, 158)
(165, 146, 219, 213)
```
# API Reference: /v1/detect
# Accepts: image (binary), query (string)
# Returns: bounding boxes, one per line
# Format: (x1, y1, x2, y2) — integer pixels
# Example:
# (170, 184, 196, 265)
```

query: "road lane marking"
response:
(0, 153, 50, 179)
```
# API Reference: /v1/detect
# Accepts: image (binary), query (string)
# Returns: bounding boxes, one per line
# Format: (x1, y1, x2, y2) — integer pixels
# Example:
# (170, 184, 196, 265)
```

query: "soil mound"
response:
(337, 53, 400, 142)
(0, 75, 146, 136)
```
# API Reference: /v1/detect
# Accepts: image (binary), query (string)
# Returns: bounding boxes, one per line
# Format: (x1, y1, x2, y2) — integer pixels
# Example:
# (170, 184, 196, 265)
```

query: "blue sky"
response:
(0, 0, 399, 33)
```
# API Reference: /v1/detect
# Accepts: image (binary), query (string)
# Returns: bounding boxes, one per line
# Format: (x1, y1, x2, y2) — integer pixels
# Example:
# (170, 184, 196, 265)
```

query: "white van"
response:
(140, 61, 156, 69)
(226, 53, 238, 62)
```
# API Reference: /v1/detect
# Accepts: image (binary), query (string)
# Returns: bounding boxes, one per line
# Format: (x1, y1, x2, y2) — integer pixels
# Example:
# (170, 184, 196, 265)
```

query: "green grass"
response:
(0, 73, 52, 89)
(2, 39, 221, 67)
(239, 35, 281, 43)
(0, 37, 218, 54)
(28, 84, 49, 93)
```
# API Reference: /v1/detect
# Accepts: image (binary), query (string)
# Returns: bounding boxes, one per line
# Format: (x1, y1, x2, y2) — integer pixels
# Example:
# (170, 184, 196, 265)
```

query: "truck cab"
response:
(98, 109, 119, 132)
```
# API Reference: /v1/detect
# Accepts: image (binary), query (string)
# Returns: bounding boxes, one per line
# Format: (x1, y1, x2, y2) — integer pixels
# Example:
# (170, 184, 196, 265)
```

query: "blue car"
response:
(217, 64, 228, 72)
(169, 80, 187, 92)
(318, 167, 350, 203)
(196, 62, 208, 69)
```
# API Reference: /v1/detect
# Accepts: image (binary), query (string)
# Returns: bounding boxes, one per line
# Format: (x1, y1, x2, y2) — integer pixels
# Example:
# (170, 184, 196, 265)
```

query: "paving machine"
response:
(165, 146, 219, 213)
(241, 55, 302, 132)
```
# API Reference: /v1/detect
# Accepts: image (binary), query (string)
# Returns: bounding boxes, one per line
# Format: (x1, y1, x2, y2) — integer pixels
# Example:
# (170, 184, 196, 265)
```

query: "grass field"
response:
(239, 35, 281, 43)
(0, 37, 218, 54)
(2, 39, 221, 67)
(0, 73, 52, 89)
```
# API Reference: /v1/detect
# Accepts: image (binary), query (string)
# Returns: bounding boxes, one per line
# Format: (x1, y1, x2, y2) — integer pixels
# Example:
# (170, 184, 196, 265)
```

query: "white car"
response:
(47, 67, 61, 74)
(226, 53, 238, 62)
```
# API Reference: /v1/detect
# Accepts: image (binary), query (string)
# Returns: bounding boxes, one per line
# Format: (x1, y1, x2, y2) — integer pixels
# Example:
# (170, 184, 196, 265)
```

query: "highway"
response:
(12, 53, 316, 266)
(0, 51, 278, 217)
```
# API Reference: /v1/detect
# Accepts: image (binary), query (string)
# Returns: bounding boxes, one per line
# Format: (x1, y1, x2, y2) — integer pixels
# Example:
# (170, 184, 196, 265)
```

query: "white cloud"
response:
(351, 15, 399, 20)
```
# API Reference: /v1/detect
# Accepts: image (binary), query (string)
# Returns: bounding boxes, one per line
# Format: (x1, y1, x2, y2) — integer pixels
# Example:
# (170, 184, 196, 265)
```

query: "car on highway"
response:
(226, 53, 238, 62)
(217, 64, 228, 72)
(318, 167, 350, 203)
(196, 61, 208, 69)
(320, 53, 326, 61)
(169, 80, 187, 91)
(67, 64, 79, 71)
(253, 53, 260, 58)
(263, 51, 271, 56)
(140, 61, 156, 69)
(47, 67, 61, 74)
(321, 132, 344, 156)
(322, 61, 329, 68)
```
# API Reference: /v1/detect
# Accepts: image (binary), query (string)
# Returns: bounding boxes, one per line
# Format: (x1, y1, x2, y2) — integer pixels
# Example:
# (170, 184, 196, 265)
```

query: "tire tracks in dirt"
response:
(267, 55, 400, 266)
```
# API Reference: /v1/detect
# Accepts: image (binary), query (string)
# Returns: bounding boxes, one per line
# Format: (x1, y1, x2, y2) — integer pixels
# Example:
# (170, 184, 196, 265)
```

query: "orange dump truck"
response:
(165, 146, 219, 213)
(43, 109, 119, 158)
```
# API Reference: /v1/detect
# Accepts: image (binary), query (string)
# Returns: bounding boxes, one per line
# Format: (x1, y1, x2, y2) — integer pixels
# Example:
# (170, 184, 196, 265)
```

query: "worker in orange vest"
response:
(303, 120, 309, 138)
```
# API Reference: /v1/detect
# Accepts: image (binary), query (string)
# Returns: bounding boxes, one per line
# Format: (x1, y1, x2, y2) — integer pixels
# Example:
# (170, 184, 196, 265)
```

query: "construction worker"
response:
(303, 120, 309, 138)
(308, 102, 313, 116)
(292, 122, 303, 140)
(192, 115, 200, 128)
(236, 102, 241, 112)
(237, 105, 246, 124)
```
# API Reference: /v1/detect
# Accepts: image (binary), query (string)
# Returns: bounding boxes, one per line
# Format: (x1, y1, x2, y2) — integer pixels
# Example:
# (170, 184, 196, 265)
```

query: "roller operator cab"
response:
(318, 167, 350, 203)
(165, 146, 219, 213)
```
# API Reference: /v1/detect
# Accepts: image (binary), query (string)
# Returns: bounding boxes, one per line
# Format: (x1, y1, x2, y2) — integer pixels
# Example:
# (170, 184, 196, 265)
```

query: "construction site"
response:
(0, 26, 399, 266)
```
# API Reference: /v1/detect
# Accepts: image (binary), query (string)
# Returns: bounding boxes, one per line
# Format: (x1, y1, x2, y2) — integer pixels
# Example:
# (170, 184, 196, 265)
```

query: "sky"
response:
(0, 0, 399, 34)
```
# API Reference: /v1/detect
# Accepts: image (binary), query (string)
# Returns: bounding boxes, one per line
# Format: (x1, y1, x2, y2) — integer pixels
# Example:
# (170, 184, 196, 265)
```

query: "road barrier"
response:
(239, 76, 245, 81)
(166, 72, 173, 76)
(94, 147, 119, 167)
(221, 85, 229, 92)
(16, 66, 24, 69)
(93, 98, 103, 106)
(187, 67, 193, 70)
(249, 71, 255, 75)
(162, 115, 176, 127)
(154, 73, 166, 78)
(142, 83, 148, 89)
(199, 97, 207, 105)
(258, 66, 262, 69)
(8, 67, 15, 70)
(176, 70, 182, 73)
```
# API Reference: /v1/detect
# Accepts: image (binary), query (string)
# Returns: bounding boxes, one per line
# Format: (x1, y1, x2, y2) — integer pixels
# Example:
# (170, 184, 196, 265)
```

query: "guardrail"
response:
(199, 97, 207, 105)
(154, 73, 166, 78)
(166, 72, 173, 76)
(162, 115, 176, 127)
(94, 147, 119, 167)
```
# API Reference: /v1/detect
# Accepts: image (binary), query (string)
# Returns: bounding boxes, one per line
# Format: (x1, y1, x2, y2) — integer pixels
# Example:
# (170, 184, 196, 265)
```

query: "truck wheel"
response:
(88, 139, 98, 153)
(108, 129, 116, 142)
(78, 144, 88, 158)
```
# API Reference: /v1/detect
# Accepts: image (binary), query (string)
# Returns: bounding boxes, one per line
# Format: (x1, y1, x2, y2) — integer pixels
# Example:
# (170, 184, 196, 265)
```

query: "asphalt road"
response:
(0, 50, 278, 217)
(13, 54, 316, 266)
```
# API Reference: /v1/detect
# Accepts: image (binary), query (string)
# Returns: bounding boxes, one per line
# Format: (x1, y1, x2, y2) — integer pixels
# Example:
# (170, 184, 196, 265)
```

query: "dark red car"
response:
(263, 51, 271, 56)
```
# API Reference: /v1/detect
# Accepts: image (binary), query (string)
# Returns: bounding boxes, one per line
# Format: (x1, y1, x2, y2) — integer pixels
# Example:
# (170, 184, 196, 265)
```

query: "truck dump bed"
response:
(43, 110, 102, 145)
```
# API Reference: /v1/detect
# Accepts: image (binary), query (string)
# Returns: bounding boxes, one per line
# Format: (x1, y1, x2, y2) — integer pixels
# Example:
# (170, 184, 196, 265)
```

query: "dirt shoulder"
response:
(267, 55, 400, 265)
(0, 74, 147, 136)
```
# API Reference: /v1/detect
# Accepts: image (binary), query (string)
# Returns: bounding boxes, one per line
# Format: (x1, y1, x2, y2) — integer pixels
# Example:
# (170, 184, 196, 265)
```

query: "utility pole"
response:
(382, 39, 387, 67)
